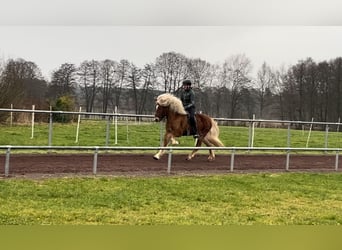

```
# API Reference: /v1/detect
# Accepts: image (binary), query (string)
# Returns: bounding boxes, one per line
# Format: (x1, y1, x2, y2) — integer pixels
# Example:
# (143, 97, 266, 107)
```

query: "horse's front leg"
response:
(187, 138, 202, 160)
(153, 133, 174, 160)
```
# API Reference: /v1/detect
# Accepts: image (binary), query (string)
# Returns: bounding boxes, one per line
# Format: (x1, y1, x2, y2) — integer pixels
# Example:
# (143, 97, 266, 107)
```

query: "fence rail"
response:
(2, 108, 342, 177)
(1, 145, 341, 177)
(2, 107, 342, 148)
(1, 107, 342, 126)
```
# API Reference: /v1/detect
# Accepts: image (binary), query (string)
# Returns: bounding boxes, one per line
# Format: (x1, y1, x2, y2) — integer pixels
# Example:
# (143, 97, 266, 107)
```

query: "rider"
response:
(180, 80, 198, 139)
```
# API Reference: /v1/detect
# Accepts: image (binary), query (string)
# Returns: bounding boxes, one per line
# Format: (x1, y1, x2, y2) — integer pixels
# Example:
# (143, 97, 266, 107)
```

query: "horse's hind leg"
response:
(187, 138, 202, 160)
(208, 149, 215, 161)
(202, 138, 215, 161)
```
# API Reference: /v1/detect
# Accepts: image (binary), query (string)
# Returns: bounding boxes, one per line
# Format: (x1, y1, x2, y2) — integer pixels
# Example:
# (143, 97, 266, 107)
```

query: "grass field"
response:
(1, 173, 342, 225)
(1, 119, 342, 149)
(1, 120, 342, 225)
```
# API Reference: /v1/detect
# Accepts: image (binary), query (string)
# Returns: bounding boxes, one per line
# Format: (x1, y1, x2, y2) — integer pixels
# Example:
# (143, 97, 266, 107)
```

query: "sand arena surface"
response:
(0, 153, 340, 178)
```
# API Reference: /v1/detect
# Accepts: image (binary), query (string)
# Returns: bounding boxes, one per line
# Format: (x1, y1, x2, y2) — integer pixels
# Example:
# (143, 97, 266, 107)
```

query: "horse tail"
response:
(206, 118, 224, 147)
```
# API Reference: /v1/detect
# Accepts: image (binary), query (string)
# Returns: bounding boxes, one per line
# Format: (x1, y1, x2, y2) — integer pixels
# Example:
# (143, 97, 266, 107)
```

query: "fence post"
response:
(10, 104, 13, 127)
(31, 105, 35, 139)
(126, 117, 129, 143)
(251, 114, 255, 148)
(306, 118, 314, 148)
(114, 106, 118, 145)
(93, 147, 99, 175)
(105, 115, 110, 146)
(5, 146, 11, 177)
(286, 149, 290, 171)
(287, 123, 291, 147)
(230, 149, 235, 172)
(337, 118, 340, 132)
(337, 118, 341, 148)
(167, 148, 173, 174)
(324, 125, 329, 154)
(75, 106, 82, 143)
(335, 151, 339, 171)
(48, 107, 53, 147)
(248, 122, 252, 148)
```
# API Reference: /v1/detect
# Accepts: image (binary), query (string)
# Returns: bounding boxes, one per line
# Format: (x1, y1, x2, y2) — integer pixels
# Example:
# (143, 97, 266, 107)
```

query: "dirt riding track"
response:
(1, 153, 341, 178)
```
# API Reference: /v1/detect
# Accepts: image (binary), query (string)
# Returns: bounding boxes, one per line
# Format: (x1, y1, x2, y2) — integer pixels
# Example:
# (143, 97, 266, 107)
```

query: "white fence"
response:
(0, 107, 155, 146)
(1, 108, 342, 177)
(1, 145, 341, 177)
(1, 107, 342, 147)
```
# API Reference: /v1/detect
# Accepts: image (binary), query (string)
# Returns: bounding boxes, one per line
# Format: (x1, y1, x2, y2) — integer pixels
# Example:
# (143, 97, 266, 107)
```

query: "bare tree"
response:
(48, 63, 77, 100)
(139, 63, 157, 114)
(255, 62, 274, 118)
(272, 65, 288, 120)
(155, 52, 188, 92)
(126, 62, 142, 114)
(285, 58, 319, 121)
(328, 57, 342, 121)
(291, 60, 306, 121)
(186, 58, 213, 88)
(0, 58, 44, 122)
(112, 59, 130, 110)
(22, 78, 48, 108)
(220, 54, 252, 118)
(305, 58, 319, 120)
(77, 60, 100, 113)
(0, 58, 4, 76)
(100, 59, 117, 113)
(186, 58, 216, 112)
(0, 58, 42, 108)
(316, 61, 331, 122)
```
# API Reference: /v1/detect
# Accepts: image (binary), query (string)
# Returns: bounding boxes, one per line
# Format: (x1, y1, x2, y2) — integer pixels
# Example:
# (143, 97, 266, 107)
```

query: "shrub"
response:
(52, 95, 75, 123)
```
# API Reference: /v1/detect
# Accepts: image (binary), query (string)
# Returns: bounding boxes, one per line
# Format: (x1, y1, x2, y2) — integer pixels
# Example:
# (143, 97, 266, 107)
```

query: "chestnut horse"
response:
(153, 93, 224, 161)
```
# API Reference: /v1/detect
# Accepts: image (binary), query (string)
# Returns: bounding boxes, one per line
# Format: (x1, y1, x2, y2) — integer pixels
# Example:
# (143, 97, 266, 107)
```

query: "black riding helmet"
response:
(182, 80, 192, 86)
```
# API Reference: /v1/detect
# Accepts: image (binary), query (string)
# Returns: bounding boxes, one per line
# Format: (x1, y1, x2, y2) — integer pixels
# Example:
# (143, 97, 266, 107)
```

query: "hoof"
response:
(153, 155, 160, 160)
(207, 157, 215, 162)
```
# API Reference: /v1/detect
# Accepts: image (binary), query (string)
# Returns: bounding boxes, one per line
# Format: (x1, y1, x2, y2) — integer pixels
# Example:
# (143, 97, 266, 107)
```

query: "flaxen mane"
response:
(156, 93, 187, 115)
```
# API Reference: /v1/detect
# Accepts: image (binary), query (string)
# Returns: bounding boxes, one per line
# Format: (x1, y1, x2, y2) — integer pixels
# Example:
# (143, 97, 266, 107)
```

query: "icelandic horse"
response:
(153, 93, 224, 161)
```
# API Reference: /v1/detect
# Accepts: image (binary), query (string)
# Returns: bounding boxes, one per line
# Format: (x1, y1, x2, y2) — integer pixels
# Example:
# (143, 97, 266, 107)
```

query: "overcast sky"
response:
(0, 0, 342, 80)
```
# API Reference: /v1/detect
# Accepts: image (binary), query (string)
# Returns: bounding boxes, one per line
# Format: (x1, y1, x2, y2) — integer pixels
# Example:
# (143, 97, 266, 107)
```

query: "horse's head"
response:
(154, 93, 187, 122)
(154, 94, 170, 122)
(154, 103, 168, 122)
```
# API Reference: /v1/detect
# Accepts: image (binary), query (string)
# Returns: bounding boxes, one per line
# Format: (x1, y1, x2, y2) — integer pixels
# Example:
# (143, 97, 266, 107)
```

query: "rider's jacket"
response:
(180, 89, 195, 110)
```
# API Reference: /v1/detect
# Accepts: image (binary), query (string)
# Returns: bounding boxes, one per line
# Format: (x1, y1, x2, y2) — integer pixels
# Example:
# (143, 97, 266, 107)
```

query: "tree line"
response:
(1, 52, 342, 124)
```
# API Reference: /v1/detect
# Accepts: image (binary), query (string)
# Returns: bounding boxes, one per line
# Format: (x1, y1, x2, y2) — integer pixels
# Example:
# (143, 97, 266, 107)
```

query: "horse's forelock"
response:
(156, 93, 186, 115)
(156, 94, 169, 106)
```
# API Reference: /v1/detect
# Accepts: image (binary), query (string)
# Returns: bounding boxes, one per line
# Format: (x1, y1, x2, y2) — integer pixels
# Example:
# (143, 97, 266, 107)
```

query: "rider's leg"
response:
(188, 108, 198, 138)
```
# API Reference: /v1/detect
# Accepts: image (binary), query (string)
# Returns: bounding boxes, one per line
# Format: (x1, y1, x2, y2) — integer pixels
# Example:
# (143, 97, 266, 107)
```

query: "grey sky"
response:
(1, 26, 342, 79)
(1, 0, 342, 25)
(0, 0, 342, 80)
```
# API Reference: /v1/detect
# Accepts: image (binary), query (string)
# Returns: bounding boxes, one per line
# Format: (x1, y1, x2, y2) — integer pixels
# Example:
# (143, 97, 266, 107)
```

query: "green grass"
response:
(1, 173, 342, 225)
(1, 120, 342, 149)
(1, 121, 342, 225)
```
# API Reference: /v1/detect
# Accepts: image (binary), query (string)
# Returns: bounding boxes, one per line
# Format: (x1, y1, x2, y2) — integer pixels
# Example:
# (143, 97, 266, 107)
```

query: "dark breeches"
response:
(186, 106, 197, 134)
